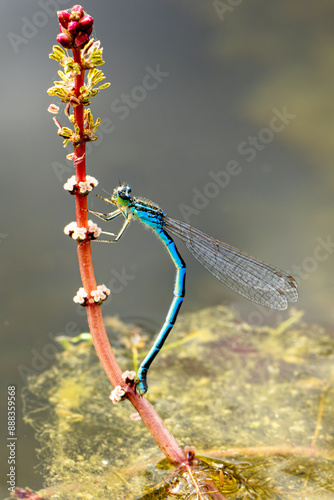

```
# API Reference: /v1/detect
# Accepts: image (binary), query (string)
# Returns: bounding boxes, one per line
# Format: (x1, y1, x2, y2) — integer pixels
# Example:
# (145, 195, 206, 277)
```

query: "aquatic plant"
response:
(46, 3, 187, 469)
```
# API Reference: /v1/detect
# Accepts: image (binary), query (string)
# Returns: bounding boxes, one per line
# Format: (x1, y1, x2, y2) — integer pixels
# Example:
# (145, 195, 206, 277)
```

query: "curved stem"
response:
(70, 46, 186, 466)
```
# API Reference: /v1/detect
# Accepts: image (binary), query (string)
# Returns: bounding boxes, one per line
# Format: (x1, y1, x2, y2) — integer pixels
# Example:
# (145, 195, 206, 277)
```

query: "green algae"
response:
(22, 306, 334, 499)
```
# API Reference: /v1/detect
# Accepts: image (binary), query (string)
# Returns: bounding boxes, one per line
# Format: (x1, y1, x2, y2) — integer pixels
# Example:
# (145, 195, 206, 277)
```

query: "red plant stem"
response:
(127, 388, 186, 464)
(69, 48, 186, 466)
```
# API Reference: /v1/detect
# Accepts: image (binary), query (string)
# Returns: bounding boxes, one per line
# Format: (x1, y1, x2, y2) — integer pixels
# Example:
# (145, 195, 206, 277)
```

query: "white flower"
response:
(73, 287, 88, 305)
(91, 289, 104, 302)
(86, 175, 98, 187)
(97, 284, 110, 296)
(65, 221, 100, 241)
(65, 175, 97, 195)
(88, 220, 101, 238)
(72, 226, 87, 241)
(91, 284, 111, 303)
(109, 386, 125, 404)
(122, 370, 136, 382)
(91, 289, 105, 302)
(64, 221, 77, 235)
(78, 180, 93, 194)
(63, 175, 77, 192)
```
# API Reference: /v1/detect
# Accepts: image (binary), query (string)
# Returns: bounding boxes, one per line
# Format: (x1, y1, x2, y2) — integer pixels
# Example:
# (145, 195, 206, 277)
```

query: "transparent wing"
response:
(164, 216, 298, 310)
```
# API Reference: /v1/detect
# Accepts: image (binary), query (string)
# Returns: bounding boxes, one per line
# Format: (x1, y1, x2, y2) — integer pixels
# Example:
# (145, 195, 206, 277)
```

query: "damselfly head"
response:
(114, 184, 132, 206)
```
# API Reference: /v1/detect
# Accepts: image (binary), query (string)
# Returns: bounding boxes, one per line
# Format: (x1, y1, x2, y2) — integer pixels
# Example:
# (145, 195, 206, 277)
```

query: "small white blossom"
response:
(78, 180, 93, 194)
(64, 221, 100, 241)
(109, 386, 125, 404)
(73, 287, 88, 305)
(97, 284, 110, 296)
(64, 221, 77, 235)
(91, 284, 110, 303)
(85, 175, 98, 187)
(90, 289, 104, 303)
(78, 175, 98, 194)
(63, 174, 98, 195)
(122, 370, 136, 382)
(63, 175, 77, 192)
(88, 220, 101, 238)
(72, 226, 88, 241)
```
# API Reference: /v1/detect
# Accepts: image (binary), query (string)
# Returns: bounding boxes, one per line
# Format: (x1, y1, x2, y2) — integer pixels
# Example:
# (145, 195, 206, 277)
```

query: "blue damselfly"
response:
(90, 184, 298, 394)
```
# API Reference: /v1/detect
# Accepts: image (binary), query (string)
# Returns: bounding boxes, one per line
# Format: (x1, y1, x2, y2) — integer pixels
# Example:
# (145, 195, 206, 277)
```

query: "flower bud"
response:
(71, 5, 84, 18)
(68, 21, 80, 34)
(57, 32, 73, 49)
(75, 33, 89, 48)
(79, 15, 94, 31)
(58, 23, 67, 33)
(85, 25, 93, 36)
(58, 10, 70, 28)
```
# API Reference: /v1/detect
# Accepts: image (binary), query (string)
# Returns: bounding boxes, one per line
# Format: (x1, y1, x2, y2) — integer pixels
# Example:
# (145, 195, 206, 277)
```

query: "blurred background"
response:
(1, 0, 334, 493)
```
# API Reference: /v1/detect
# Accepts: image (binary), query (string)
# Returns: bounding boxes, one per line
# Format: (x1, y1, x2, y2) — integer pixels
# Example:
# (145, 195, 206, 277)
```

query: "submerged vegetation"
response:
(22, 306, 334, 499)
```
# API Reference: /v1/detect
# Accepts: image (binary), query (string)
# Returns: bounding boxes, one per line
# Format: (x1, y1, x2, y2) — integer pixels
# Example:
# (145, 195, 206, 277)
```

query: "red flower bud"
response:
(58, 10, 70, 28)
(75, 33, 89, 48)
(57, 32, 73, 49)
(71, 5, 84, 17)
(79, 15, 94, 31)
(68, 21, 80, 34)
(59, 23, 68, 33)
(85, 25, 93, 36)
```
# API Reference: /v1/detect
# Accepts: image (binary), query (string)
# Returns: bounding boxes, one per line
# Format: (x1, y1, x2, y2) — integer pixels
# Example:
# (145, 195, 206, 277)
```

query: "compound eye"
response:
(117, 185, 131, 204)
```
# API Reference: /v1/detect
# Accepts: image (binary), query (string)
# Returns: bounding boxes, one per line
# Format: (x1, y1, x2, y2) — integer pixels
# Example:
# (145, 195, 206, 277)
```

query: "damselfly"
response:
(90, 184, 298, 394)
